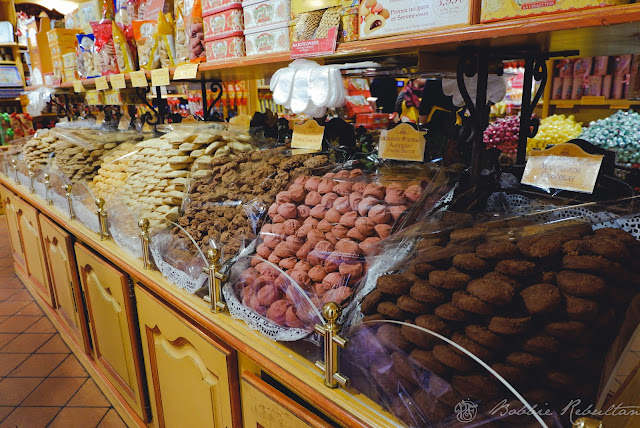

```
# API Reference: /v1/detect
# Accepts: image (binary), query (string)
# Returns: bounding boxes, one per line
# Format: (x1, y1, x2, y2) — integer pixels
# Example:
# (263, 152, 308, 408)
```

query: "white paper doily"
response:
(150, 233, 207, 294)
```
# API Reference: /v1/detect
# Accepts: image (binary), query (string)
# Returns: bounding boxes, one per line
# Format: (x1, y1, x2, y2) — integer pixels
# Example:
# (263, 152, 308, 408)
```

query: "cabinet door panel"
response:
(14, 197, 53, 306)
(0, 186, 26, 271)
(39, 215, 91, 355)
(75, 243, 145, 420)
(240, 371, 330, 428)
(136, 286, 240, 428)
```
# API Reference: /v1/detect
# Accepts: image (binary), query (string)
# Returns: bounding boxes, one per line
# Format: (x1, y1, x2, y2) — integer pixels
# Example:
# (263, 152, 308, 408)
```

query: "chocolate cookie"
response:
(435, 303, 470, 322)
(522, 335, 559, 356)
(376, 324, 414, 353)
(465, 325, 504, 349)
(467, 278, 515, 305)
(492, 363, 529, 385)
(520, 283, 562, 315)
(484, 271, 522, 289)
(495, 259, 537, 277)
(416, 237, 445, 250)
(451, 291, 494, 315)
(564, 235, 629, 260)
(451, 333, 494, 360)
(410, 280, 447, 304)
(556, 270, 607, 297)
(449, 227, 488, 243)
(412, 389, 453, 422)
(544, 371, 576, 390)
(371, 357, 415, 397)
(410, 349, 451, 378)
(544, 320, 588, 339)
(377, 274, 412, 295)
(488, 316, 531, 335)
(415, 314, 452, 336)
(362, 313, 388, 323)
(429, 269, 471, 290)
(397, 295, 430, 314)
(476, 241, 521, 260)
(377, 301, 408, 320)
(433, 345, 475, 372)
(392, 352, 422, 386)
(452, 253, 490, 272)
(452, 373, 500, 400)
(594, 227, 637, 246)
(506, 351, 545, 369)
(562, 255, 612, 272)
(411, 261, 437, 279)
(517, 235, 564, 258)
(401, 323, 436, 349)
(361, 290, 386, 315)
(564, 294, 599, 321)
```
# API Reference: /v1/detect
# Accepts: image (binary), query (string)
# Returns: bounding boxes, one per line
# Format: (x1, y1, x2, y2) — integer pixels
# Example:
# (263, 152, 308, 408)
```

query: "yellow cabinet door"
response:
(13, 196, 54, 307)
(240, 371, 331, 428)
(0, 185, 26, 272)
(40, 214, 92, 355)
(75, 243, 146, 421)
(135, 285, 241, 428)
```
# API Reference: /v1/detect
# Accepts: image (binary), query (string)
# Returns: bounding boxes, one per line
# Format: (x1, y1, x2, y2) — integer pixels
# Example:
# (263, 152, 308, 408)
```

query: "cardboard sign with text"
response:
(291, 27, 338, 58)
(379, 123, 426, 162)
(291, 120, 324, 153)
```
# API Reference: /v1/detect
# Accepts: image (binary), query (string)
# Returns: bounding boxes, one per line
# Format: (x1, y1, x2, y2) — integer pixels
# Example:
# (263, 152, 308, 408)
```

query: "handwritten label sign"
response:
(151, 68, 170, 87)
(110, 73, 126, 89)
(130, 71, 148, 87)
(73, 80, 85, 93)
(379, 123, 426, 162)
(95, 76, 109, 91)
(521, 143, 603, 194)
(173, 63, 198, 80)
(291, 27, 338, 58)
(118, 113, 131, 130)
(291, 120, 324, 152)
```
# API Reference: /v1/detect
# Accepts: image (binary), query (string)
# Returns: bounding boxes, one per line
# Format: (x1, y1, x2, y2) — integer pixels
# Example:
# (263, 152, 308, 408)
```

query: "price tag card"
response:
(118, 113, 131, 130)
(379, 123, 426, 162)
(291, 120, 324, 152)
(130, 71, 148, 87)
(110, 73, 126, 89)
(291, 27, 338, 58)
(173, 63, 199, 80)
(151, 68, 170, 87)
(95, 76, 109, 91)
(521, 143, 603, 194)
(73, 80, 85, 93)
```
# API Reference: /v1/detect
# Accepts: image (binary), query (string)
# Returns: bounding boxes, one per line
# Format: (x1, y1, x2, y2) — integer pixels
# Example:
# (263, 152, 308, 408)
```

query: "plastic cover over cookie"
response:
(343, 196, 640, 427)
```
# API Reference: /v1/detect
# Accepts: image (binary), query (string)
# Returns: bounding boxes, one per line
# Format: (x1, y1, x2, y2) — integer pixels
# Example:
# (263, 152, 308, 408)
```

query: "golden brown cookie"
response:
(397, 295, 430, 314)
(401, 323, 436, 349)
(488, 316, 531, 335)
(361, 290, 386, 315)
(476, 240, 521, 260)
(506, 351, 545, 369)
(556, 270, 607, 297)
(465, 325, 504, 349)
(451, 291, 494, 315)
(429, 269, 471, 290)
(376, 324, 414, 353)
(433, 345, 475, 372)
(451, 333, 494, 361)
(376, 274, 413, 295)
(377, 301, 408, 320)
(410, 281, 447, 304)
(564, 294, 599, 321)
(522, 335, 559, 356)
(409, 349, 451, 378)
(520, 283, 562, 315)
(495, 259, 537, 277)
(452, 253, 490, 272)
(415, 314, 452, 336)
(562, 255, 612, 272)
(434, 303, 470, 322)
(467, 278, 515, 305)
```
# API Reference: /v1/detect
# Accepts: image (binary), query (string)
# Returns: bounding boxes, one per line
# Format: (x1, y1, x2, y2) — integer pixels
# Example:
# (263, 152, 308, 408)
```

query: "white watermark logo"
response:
(455, 399, 478, 423)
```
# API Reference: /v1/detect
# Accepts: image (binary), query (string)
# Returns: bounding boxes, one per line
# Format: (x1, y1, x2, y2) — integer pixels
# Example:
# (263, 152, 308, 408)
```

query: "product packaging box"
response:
(27, 13, 53, 84)
(571, 76, 584, 99)
(47, 28, 79, 46)
(481, 0, 628, 22)
(551, 76, 563, 100)
(573, 57, 592, 76)
(292, 0, 352, 16)
(593, 56, 610, 75)
(557, 59, 574, 77)
(602, 75, 613, 98)
(614, 55, 632, 76)
(583, 75, 603, 96)
(561, 77, 573, 100)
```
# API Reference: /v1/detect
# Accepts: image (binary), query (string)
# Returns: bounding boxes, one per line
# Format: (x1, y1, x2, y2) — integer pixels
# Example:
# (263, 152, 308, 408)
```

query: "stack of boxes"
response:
(203, 0, 246, 61)
(26, 13, 53, 86)
(47, 28, 80, 84)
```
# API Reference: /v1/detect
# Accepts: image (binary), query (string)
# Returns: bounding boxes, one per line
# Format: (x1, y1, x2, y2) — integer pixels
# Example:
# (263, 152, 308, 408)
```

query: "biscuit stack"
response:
(357, 218, 640, 425)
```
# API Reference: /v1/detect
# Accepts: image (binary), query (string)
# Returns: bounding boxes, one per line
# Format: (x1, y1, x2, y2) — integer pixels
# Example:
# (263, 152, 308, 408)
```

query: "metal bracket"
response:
(517, 55, 547, 165)
(138, 218, 153, 270)
(10, 158, 17, 182)
(95, 197, 109, 240)
(315, 303, 349, 389)
(62, 183, 75, 219)
(201, 78, 224, 122)
(203, 248, 227, 313)
(43, 173, 52, 205)
(27, 164, 34, 193)
(135, 87, 162, 126)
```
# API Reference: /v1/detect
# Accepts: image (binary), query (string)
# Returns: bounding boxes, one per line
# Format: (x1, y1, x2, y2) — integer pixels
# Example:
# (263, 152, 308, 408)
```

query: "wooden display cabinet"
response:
(74, 243, 148, 422)
(135, 284, 241, 428)
(39, 214, 91, 354)
(0, 185, 26, 274)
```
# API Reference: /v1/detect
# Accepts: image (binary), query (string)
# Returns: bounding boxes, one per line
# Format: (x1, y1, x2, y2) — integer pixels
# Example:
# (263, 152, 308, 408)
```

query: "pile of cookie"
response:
(358, 217, 640, 424)
(91, 127, 255, 229)
(176, 148, 330, 264)
(236, 169, 426, 331)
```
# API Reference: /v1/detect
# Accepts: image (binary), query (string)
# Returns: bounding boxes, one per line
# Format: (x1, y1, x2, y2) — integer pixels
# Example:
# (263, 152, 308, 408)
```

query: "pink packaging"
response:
(558, 60, 574, 77)
(613, 74, 625, 99)
(573, 57, 592, 77)
(602, 75, 613, 98)
(203, 4, 244, 40)
(571, 76, 584, 99)
(593, 56, 610, 75)
(561, 77, 573, 100)
(584, 75, 603, 96)
(551, 76, 563, 100)
(202, 0, 242, 16)
(205, 35, 245, 61)
(614, 55, 632, 76)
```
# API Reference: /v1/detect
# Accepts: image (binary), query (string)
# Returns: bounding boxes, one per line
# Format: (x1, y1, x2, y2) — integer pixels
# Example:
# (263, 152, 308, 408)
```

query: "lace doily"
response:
(150, 234, 207, 294)
(222, 283, 313, 342)
(72, 200, 99, 233)
(34, 181, 46, 200)
(109, 222, 142, 258)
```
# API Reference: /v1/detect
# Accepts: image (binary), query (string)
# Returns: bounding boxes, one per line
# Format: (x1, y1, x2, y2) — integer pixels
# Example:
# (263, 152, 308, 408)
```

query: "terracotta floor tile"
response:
(6, 290, 32, 301)
(49, 355, 88, 378)
(0, 290, 18, 301)
(36, 335, 70, 354)
(0, 377, 43, 405)
(48, 406, 108, 428)
(0, 406, 59, 428)
(0, 407, 13, 423)
(8, 353, 67, 377)
(0, 278, 22, 290)
(0, 353, 29, 376)
(97, 409, 127, 428)
(0, 315, 41, 333)
(14, 302, 43, 316)
(22, 377, 85, 406)
(24, 316, 56, 333)
(0, 301, 31, 316)
(0, 333, 16, 348)
(0, 317, 6, 325)
(67, 379, 110, 407)
(1, 333, 53, 353)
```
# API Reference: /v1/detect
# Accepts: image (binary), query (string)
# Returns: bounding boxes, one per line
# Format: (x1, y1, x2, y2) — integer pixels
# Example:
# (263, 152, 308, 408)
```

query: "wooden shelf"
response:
(550, 98, 640, 109)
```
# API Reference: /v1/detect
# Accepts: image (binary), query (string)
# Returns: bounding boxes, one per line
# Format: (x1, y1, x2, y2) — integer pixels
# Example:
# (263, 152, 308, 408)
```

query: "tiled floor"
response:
(0, 217, 128, 427)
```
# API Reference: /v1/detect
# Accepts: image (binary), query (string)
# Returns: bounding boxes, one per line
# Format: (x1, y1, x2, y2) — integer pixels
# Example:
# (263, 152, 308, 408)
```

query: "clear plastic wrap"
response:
(185, 0, 205, 62)
(77, 34, 101, 78)
(47, 168, 71, 213)
(106, 197, 143, 258)
(174, 6, 189, 65)
(71, 182, 100, 233)
(156, 12, 176, 68)
(15, 158, 29, 187)
(92, 21, 119, 75)
(112, 21, 136, 73)
(133, 20, 159, 70)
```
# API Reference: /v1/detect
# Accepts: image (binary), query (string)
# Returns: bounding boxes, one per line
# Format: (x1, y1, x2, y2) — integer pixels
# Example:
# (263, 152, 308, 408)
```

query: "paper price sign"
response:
(73, 80, 85, 93)
(95, 76, 109, 91)
(521, 143, 603, 194)
(118, 113, 131, 130)
(151, 68, 170, 87)
(173, 63, 199, 80)
(291, 120, 324, 152)
(379, 123, 426, 162)
(130, 71, 148, 87)
(110, 73, 126, 90)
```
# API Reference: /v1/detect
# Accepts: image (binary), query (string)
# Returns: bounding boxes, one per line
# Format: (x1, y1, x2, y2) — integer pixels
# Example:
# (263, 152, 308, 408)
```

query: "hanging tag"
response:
(130, 71, 148, 87)
(118, 113, 132, 130)
(379, 123, 426, 162)
(110, 73, 126, 90)
(73, 80, 85, 93)
(173, 63, 199, 80)
(95, 76, 109, 91)
(291, 120, 324, 153)
(521, 143, 604, 194)
(95, 112, 106, 126)
(151, 68, 170, 87)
